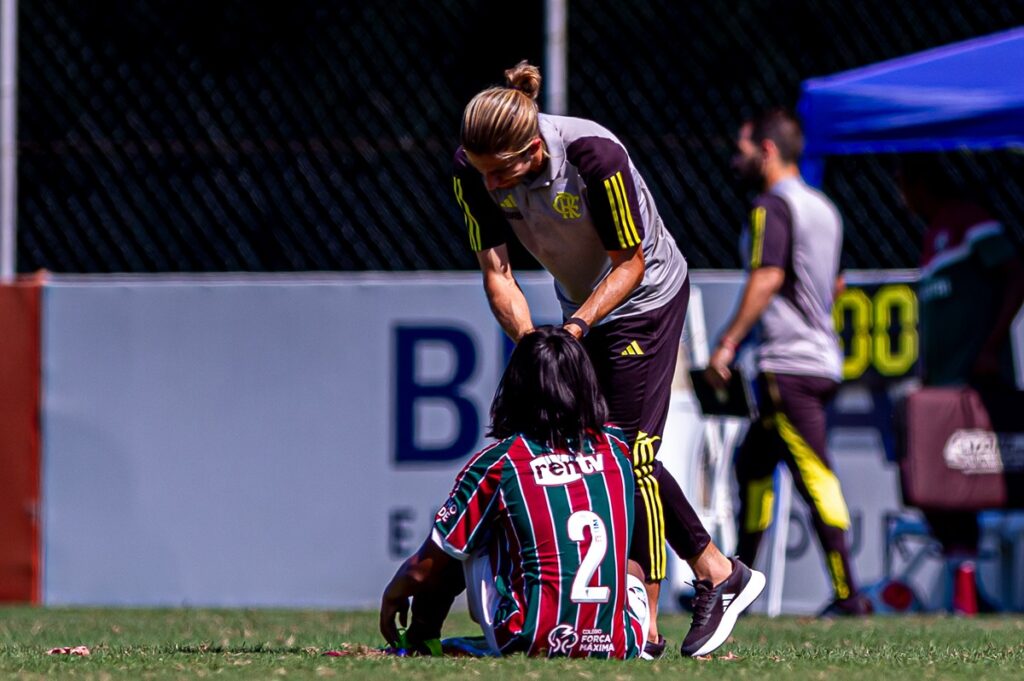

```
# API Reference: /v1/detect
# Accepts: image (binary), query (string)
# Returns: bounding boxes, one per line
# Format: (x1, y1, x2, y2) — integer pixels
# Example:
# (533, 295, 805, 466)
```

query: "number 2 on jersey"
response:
(567, 510, 611, 603)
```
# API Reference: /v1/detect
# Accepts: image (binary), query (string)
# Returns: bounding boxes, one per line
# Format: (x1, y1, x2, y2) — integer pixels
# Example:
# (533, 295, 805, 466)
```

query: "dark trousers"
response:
(584, 278, 711, 581)
(735, 372, 858, 600)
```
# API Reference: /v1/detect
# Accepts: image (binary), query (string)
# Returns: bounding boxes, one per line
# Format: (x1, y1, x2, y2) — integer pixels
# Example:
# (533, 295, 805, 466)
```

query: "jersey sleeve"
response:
(748, 194, 792, 270)
(452, 147, 509, 252)
(431, 442, 507, 559)
(565, 137, 645, 251)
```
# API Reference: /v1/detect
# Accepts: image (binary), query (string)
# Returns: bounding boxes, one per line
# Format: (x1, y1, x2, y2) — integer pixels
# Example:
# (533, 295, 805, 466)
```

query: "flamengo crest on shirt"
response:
(530, 452, 605, 486)
(552, 192, 582, 219)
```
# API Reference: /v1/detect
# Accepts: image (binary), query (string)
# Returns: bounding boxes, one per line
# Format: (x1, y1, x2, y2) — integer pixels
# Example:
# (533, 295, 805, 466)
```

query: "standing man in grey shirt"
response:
(707, 109, 868, 616)
(451, 61, 765, 658)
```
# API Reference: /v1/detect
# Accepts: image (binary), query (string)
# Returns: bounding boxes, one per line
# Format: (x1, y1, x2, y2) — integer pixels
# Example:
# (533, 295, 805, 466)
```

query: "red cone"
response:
(952, 561, 978, 616)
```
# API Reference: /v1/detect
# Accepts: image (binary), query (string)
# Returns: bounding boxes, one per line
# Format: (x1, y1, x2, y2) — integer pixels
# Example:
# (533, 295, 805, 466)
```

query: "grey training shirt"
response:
(742, 176, 843, 381)
(453, 114, 686, 323)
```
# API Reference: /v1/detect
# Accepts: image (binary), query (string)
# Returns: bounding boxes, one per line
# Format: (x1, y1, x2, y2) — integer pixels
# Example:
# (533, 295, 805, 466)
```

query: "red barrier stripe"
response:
(0, 280, 42, 603)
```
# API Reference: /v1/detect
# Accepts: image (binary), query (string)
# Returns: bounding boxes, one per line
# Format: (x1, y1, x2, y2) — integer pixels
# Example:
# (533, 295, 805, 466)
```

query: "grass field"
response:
(2, 607, 1024, 680)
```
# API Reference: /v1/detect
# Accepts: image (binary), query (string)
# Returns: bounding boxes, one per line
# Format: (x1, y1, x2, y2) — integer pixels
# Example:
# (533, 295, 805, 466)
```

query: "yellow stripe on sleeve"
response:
(750, 206, 766, 268)
(606, 173, 638, 248)
(453, 177, 482, 251)
(603, 176, 628, 248)
(612, 172, 641, 246)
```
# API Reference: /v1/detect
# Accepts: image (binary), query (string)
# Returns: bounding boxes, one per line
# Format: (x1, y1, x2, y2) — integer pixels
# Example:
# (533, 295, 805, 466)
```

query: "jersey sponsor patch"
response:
(436, 498, 459, 523)
(547, 624, 579, 657)
(529, 452, 605, 486)
(577, 628, 614, 654)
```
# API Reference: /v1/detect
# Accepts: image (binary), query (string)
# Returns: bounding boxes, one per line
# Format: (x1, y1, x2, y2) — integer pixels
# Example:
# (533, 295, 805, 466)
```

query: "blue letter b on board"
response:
(394, 326, 479, 463)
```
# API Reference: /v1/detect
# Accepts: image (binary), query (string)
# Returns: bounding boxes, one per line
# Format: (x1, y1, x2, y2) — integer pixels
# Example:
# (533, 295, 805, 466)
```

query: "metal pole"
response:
(0, 0, 17, 281)
(544, 0, 568, 115)
(766, 465, 793, 617)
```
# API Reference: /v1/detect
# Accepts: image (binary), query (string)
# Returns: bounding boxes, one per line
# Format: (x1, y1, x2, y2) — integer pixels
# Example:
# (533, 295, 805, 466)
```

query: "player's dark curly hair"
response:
(489, 326, 608, 449)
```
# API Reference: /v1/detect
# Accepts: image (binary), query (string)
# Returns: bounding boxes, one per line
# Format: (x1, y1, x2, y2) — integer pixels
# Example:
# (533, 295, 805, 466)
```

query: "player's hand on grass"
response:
(379, 592, 410, 647)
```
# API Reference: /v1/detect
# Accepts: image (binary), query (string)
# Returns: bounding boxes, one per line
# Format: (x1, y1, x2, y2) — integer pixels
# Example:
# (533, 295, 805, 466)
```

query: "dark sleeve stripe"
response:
(603, 171, 640, 248)
(750, 206, 766, 268)
(453, 176, 482, 251)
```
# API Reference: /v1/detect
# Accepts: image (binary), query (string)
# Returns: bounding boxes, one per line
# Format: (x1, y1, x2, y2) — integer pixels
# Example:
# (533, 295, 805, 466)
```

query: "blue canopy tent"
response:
(797, 27, 1024, 187)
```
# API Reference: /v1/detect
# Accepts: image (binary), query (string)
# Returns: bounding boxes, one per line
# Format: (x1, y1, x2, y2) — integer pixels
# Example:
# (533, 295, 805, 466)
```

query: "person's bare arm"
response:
(379, 538, 452, 646)
(477, 245, 534, 342)
(564, 246, 644, 339)
(706, 266, 786, 387)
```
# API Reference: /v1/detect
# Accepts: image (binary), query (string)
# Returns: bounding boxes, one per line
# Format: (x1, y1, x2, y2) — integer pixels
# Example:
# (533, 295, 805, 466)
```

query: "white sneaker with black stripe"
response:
(680, 558, 765, 657)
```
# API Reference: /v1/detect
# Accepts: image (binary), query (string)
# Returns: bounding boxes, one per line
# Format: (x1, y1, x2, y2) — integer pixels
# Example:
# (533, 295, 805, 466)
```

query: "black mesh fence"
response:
(567, 0, 1024, 269)
(15, 0, 1024, 272)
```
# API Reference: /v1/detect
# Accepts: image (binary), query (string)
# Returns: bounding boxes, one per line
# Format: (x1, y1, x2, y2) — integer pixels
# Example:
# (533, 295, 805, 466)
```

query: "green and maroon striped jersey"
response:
(432, 425, 643, 658)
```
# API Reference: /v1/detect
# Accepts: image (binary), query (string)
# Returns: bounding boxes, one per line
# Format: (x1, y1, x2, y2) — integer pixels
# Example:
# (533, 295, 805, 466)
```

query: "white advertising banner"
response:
(39, 272, 1024, 611)
(42, 273, 563, 607)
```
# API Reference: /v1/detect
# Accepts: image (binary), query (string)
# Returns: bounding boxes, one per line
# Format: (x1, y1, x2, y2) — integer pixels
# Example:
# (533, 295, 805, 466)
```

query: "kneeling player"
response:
(380, 326, 650, 658)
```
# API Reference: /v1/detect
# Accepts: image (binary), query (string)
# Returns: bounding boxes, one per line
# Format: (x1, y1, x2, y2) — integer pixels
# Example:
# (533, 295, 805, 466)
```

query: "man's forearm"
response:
(718, 267, 785, 346)
(567, 247, 644, 337)
(571, 263, 642, 329)
(484, 274, 534, 342)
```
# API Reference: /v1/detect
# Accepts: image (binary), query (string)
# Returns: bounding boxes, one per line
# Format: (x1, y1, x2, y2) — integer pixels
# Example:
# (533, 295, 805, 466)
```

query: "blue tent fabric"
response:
(798, 27, 1024, 186)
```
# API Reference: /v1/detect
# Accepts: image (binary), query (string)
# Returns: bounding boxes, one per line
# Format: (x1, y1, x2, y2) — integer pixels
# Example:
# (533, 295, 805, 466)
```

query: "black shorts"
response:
(583, 278, 711, 578)
(582, 278, 690, 454)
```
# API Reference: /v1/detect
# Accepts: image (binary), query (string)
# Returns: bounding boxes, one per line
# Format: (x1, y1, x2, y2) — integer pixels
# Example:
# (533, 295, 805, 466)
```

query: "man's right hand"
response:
(706, 344, 735, 390)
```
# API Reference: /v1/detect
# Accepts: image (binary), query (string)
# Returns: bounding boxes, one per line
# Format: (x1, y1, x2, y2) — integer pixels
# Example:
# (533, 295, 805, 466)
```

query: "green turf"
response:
(1, 607, 1023, 680)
